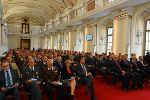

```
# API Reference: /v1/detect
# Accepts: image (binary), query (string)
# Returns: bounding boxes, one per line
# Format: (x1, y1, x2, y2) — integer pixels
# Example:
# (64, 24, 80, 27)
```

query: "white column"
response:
(113, 14, 132, 54)
(84, 25, 95, 53)
(50, 35, 53, 49)
(76, 26, 84, 51)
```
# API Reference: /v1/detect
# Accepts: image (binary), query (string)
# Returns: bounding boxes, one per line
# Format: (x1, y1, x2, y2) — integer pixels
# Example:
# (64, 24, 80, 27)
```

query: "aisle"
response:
(77, 78, 150, 100)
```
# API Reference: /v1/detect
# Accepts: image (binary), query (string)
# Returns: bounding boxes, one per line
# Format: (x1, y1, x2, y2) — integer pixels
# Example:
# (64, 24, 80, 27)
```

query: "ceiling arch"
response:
(6, 13, 46, 25)
(7, 16, 42, 25)
(1, 0, 70, 25)
(4, 6, 51, 24)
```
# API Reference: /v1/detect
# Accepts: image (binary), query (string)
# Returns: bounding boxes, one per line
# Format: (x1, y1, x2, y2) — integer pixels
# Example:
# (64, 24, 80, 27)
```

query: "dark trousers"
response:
(24, 83, 42, 100)
(44, 83, 64, 100)
(137, 70, 145, 85)
(79, 76, 95, 99)
(0, 87, 20, 100)
(111, 72, 127, 88)
(126, 72, 142, 89)
(112, 72, 130, 90)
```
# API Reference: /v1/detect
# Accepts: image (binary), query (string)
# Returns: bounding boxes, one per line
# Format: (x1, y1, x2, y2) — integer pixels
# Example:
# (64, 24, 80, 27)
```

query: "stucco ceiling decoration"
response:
(1, 0, 71, 25)
(7, 16, 41, 25)
(67, 0, 77, 7)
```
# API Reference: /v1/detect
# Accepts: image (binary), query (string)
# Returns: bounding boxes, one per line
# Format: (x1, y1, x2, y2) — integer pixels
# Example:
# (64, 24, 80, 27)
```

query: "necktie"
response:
(6, 71, 12, 86)
(115, 61, 122, 71)
(31, 67, 34, 71)
(82, 64, 87, 75)
(59, 63, 62, 68)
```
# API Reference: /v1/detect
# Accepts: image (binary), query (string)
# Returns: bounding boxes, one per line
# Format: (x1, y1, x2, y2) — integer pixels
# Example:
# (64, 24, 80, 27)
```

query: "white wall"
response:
(0, 20, 9, 55)
(30, 26, 41, 35)
(30, 25, 41, 50)
(8, 34, 20, 49)
(7, 24, 41, 49)
(8, 24, 21, 34)
(30, 36, 40, 50)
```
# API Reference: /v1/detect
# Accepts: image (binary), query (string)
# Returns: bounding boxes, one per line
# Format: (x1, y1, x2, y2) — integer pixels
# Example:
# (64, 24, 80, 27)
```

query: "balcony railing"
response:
(42, 0, 118, 33)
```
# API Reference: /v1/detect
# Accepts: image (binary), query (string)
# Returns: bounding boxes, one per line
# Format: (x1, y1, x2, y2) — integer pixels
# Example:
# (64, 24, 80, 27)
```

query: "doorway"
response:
(21, 39, 30, 49)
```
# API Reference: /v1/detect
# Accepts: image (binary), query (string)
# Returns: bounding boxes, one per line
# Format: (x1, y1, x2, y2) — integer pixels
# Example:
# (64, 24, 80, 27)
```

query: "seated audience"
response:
(137, 56, 149, 82)
(111, 55, 128, 89)
(43, 59, 64, 100)
(120, 55, 141, 90)
(76, 57, 96, 100)
(62, 60, 76, 100)
(22, 58, 42, 100)
(53, 56, 65, 76)
(130, 58, 143, 89)
(6, 55, 20, 75)
(38, 55, 48, 71)
(0, 59, 20, 100)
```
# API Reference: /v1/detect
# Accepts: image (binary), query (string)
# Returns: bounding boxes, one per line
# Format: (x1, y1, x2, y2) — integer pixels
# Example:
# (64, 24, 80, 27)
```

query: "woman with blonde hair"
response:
(62, 59, 76, 100)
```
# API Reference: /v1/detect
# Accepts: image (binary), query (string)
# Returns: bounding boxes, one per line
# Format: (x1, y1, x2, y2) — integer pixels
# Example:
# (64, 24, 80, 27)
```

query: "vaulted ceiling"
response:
(1, 0, 76, 25)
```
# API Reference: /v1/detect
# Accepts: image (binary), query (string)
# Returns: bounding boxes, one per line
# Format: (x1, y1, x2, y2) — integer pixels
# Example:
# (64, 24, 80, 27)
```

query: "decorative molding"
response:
(7, 16, 41, 25)
(99, 33, 105, 46)
(135, 31, 142, 45)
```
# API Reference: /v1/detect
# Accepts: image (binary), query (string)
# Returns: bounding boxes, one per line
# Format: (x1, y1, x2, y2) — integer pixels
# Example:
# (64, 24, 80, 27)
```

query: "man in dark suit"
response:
(38, 55, 48, 71)
(111, 55, 128, 90)
(130, 58, 143, 89)
(76, 57, 96, 100)
(43, 59, 64, 100)
(120, 55, 137, 90)
(0, 59, 20, 100)
(22, 58, 42, 100)
(53, 56, 64, 76)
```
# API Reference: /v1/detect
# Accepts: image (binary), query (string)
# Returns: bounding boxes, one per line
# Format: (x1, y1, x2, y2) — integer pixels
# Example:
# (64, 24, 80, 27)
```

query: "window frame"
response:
(106, 27, 113, 54)
(144, 19, 150, 55)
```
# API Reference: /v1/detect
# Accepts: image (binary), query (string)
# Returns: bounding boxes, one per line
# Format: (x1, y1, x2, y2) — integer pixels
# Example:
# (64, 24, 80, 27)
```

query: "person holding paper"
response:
(62, 60, 76, 100)
(43, 59, 64, 100)
(22, 58, 42, 100)
(0, 59, 20, 100)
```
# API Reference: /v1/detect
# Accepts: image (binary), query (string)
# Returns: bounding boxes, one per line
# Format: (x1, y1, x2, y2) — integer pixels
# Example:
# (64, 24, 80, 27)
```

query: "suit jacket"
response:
(76, 63, 90, 78)
(131, 62, 139, 72)
(42, 66, 60, 84)
(61, 66, 75, 80)
(85, 56, 94, 66)
(38, 61, 47, 71)
(120, 60, 131, 73)
(0, 68, 19, 89)
(22, 65, 42, 84)
(53, 61, 65, 75)
(111, 60, 122, 74)
(137, 61, 146, 70)
(106, 59, 114, 68)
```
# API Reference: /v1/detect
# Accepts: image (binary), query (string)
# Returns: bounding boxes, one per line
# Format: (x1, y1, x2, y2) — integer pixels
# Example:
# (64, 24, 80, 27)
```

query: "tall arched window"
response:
(145, 20, 150, 54)
(106, 27, 113, 53)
